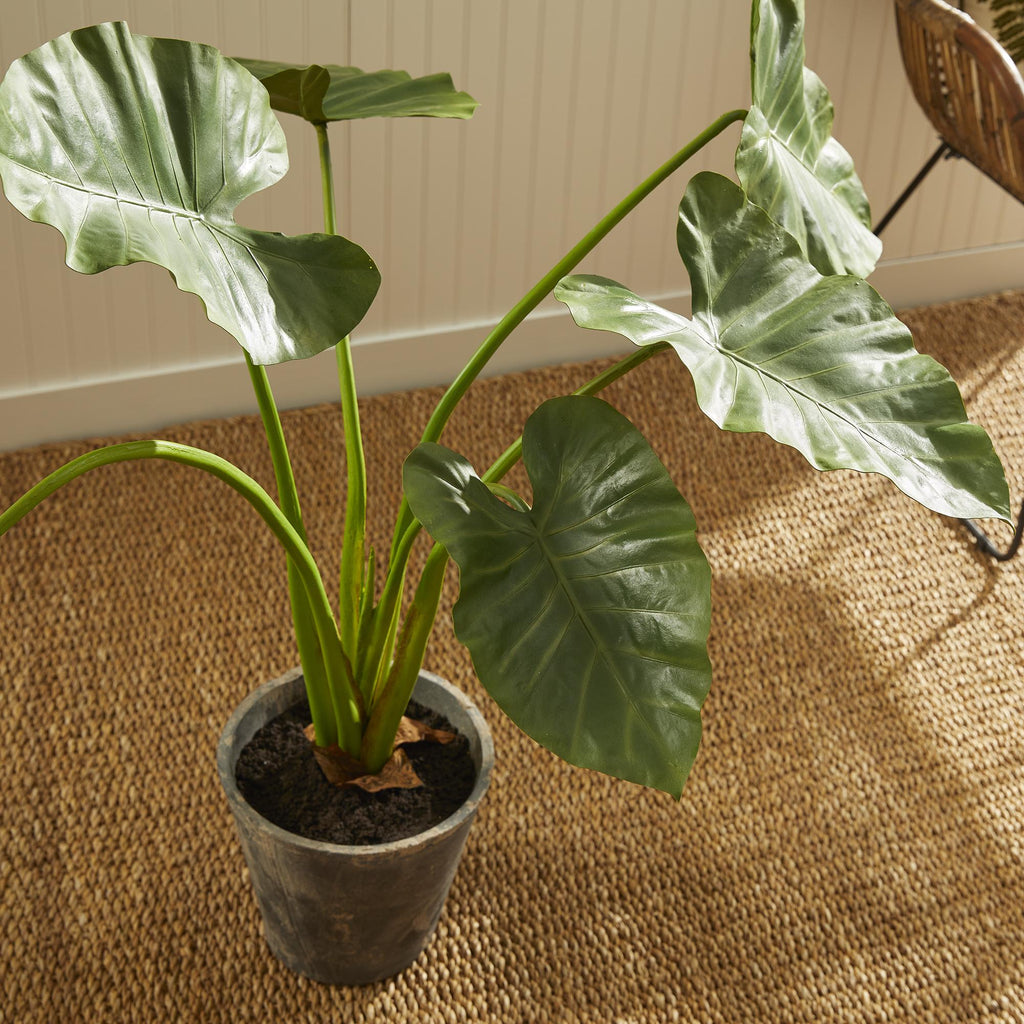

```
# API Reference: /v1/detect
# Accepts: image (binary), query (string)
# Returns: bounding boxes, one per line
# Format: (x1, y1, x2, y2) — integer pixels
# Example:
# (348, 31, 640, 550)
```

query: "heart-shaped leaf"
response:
(736, 0, 881, 278)
(555, 173, 1010, 522)
(404, 395, 712, 797)
(0, 23, 380, 364)
(235, 59, 478, 123)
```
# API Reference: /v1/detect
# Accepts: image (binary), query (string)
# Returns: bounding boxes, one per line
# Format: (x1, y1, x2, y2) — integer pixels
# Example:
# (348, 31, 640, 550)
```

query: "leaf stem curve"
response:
(0, 439, 364, 753)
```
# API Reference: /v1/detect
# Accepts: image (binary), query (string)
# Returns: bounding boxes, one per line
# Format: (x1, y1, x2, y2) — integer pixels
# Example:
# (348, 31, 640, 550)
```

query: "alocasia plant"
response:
(0, 1, 1010, 800)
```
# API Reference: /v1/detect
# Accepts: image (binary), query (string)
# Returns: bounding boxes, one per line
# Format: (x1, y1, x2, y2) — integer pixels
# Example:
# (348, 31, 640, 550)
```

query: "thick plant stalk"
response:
(317, 121, 368, 665)
(245, 354, 337, 747)
(360, 543, 449, 772)
(0, 440, 365, 755)
(336, 341, 367, 661)
(365, 585, 403, 707)
(359, 528, 417, 710)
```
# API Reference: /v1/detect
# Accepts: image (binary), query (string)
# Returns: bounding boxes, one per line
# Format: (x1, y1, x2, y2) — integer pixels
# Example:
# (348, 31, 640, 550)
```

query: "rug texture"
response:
(2, 290, 1023, 1023)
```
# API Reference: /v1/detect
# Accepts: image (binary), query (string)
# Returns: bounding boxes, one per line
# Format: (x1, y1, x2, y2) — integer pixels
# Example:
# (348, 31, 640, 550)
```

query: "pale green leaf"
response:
(235, 59, 478, 123)
(0, 23, 380, 364)
(555, 173, 1010, 522)
(736, 0, 881, 277)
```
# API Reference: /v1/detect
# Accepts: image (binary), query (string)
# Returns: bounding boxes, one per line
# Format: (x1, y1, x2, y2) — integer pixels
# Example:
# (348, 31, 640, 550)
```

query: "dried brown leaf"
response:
(303, 722, 429, 791)
(346, 748, 422, 793)
(394, 715, 456, 748)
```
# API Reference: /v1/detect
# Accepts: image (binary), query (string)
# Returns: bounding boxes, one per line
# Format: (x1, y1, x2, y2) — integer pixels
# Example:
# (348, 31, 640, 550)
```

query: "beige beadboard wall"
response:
(1, 0, 1023, 450)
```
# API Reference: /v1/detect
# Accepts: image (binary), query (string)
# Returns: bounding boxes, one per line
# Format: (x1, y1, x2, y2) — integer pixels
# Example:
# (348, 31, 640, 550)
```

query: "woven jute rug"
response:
(2, 290, 1023, 1023)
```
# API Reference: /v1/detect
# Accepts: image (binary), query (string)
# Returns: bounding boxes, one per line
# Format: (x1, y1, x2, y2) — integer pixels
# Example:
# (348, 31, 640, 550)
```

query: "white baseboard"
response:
(2, 244, 1022, 453)
(0, 302, 631, 453)
(869, 241, 1024, 311)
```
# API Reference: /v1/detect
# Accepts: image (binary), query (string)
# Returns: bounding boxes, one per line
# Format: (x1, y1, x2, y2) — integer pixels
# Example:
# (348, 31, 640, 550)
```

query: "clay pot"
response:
(217, 667, 494, 985)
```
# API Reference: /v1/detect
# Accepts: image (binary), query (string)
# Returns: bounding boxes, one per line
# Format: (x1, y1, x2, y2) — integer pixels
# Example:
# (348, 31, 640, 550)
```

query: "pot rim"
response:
(217, 666, 494, 858)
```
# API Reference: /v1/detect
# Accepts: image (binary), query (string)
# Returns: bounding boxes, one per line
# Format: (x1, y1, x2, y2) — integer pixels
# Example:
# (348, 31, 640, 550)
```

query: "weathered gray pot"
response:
(217, 666, 494, 986)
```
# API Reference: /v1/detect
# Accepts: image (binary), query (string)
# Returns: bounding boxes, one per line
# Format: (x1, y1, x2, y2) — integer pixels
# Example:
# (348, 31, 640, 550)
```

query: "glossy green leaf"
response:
(736, 0, 881, 278)
(0, 23, 380, 364)
(404, 395, 712, 797)
(235, 59, 478, 123)
(556, 174, 1010, 522)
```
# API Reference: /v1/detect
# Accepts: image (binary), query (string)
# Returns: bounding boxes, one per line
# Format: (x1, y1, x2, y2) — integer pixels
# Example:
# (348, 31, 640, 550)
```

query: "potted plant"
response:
(0, 0, 1011, 987)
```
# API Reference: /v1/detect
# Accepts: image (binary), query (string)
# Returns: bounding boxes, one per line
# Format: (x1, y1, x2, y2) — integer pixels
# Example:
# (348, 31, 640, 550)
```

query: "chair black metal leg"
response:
(961, 501, 1024, 561)
(873, 142, 953, 237)
(873, 141, 1022, 563)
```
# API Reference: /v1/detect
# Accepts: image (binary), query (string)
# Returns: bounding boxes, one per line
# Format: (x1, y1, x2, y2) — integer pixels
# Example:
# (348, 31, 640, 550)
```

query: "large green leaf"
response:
(235, 59, 478, 123)
(736, 0, 881, 278)
(404, 395, 712, 797)
(0, 23, 380, 364)
(556, 173, 1010, 522)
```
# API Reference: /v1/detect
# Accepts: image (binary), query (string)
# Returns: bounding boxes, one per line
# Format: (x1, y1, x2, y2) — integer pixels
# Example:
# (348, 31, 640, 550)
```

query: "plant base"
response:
(217, 667, 494, 986)
(235, 693, 476, 845)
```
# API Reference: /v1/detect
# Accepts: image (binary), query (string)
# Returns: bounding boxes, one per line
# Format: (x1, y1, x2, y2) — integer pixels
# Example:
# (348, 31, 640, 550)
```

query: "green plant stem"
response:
(317, 120, 368, 667)
(360, 535, 414, 709)
(0, 440, 364, 754)
(388, 108, 748, 559)
(483, 343, 669, 485)
(486, 482, 530, 512)
(360, 543, 448, 772)
(364, 582, 403, 708)
(245, 354, 336, 747)
(336, 341, 367, 662)
(316, 121, 337, 232)
(246, 355, 307, 529)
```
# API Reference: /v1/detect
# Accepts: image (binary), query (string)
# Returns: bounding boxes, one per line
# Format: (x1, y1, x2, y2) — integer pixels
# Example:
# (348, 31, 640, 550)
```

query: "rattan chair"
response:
(879, 0, 1024, 558)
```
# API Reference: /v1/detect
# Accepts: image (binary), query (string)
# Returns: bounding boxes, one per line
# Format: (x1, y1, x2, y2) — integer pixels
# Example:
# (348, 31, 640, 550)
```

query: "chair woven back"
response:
(895, 0, 1024, 203)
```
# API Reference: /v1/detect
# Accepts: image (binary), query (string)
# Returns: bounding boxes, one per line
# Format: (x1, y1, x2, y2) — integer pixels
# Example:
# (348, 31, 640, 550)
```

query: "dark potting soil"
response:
(234, 698, 477, 846)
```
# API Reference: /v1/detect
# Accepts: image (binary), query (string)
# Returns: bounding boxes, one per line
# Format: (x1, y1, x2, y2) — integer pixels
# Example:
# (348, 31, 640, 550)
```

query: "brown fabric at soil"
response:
(2, 290, 1024, 1022)
(301, 713, 457, 791)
